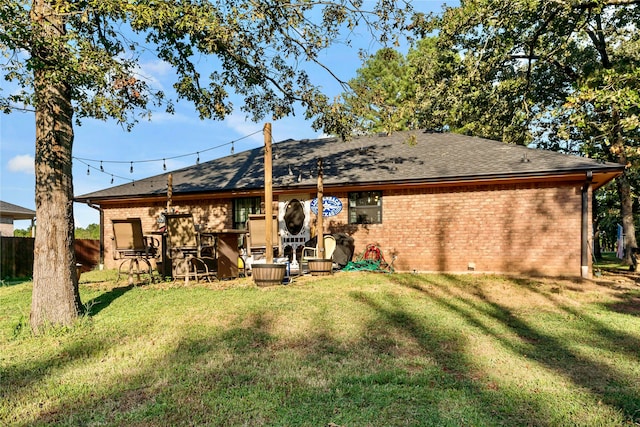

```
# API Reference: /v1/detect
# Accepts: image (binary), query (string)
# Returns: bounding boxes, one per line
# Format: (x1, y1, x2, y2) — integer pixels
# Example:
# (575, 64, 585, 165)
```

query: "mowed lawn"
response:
(1, 270, 639, 426)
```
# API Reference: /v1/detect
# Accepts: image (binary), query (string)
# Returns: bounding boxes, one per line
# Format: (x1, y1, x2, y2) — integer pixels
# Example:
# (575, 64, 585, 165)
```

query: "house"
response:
(0, 201, 36, 236)
(75, 130, 624, 278)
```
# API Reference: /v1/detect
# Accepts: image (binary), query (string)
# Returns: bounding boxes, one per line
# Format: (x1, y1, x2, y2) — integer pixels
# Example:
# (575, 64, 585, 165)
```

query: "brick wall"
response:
(317, 181, 586, 277)
(0, 217, 14, 236)
(101, 180, 588, 277)
(329, 182, 585, 276)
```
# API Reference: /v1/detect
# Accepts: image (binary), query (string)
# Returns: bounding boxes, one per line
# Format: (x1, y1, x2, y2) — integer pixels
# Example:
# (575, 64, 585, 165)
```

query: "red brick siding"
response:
(101, 180, 588, 277)
(318, 182, 586, 276)
(323, 182, 585, 276)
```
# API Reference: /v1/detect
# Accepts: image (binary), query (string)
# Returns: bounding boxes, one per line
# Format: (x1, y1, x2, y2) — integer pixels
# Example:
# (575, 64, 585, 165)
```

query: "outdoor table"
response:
(150, 230, 171, 278)
(210, 229, 247, 279)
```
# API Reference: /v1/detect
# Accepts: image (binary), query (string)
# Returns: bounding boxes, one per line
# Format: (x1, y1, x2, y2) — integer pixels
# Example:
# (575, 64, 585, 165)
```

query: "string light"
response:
(72, 128, 267, 187)
(73, 126, 299, 189)
(75, 129, 261, 170)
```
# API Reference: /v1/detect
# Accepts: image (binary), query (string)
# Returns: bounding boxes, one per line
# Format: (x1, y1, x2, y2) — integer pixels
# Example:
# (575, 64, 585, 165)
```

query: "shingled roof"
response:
(0, 201, 36, 219)
(76, 130, 623, 202)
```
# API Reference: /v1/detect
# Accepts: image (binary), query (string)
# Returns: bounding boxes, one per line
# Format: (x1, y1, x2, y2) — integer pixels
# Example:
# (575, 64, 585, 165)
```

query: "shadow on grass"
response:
(605, 290, 640, 316)
(509, 276, 640, 361)
(393, 274, 640, 424)
(11, 274, 640, 426)
(1, 278, 32, 287)
(83, 285, 134, 316)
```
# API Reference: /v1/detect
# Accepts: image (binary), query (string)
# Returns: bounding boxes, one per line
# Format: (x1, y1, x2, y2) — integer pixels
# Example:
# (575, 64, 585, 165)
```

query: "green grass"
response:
(594, 252, 630, 271)
(1, 270, 640, 426)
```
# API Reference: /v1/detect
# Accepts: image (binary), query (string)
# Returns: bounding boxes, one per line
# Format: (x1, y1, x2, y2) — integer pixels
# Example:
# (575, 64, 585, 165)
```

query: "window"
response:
(349, 191, 382, 224)
(233, 197, 261, 229)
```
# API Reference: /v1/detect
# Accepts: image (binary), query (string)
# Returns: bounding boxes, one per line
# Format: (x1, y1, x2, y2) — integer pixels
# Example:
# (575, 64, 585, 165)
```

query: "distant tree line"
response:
(14, 224, 99, 240)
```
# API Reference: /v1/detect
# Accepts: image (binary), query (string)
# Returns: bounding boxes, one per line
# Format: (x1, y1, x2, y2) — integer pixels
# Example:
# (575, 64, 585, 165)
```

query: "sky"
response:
(0, 1, 454, 230)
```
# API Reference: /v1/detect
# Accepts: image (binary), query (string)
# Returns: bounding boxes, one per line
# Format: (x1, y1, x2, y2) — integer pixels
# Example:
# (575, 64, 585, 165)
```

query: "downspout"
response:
(86, 200, 104, 270)
(581, 171, 593, 279)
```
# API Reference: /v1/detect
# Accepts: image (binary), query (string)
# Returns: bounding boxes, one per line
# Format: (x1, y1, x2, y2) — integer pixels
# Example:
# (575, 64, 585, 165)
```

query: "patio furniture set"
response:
(111, 213, 339, 285)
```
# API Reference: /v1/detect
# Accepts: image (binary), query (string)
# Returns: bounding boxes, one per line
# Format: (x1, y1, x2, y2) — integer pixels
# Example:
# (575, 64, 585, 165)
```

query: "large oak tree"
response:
(424, 0, 640, 264)
(0, 0, 412, 332)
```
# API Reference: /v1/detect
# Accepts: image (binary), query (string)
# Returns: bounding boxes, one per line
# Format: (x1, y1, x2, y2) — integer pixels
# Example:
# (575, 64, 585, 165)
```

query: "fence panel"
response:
(0, 237, 100, 279)
(0, 237, 34, 279)
(75, 239, 100, 273)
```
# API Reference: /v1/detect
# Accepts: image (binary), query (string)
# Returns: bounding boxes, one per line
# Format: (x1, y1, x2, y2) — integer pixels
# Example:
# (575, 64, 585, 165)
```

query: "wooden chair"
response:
(165, 213, 217, 283)
(112, 218, 159, 284)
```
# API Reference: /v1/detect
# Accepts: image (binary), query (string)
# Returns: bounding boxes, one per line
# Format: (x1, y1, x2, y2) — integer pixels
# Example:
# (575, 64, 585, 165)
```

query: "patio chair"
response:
(165, 213, 217, 283)
(300, 234, 337, 273)
(112, 218, 159, 284)
(246, 214, 280, 258)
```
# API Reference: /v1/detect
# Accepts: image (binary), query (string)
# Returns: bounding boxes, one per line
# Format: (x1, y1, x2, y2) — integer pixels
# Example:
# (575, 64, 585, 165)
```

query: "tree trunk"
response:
(617, 174, 637, 268)
(610, 109, 637, 268)
(592, 191, 601, 260)
(29, 0, 82, 333)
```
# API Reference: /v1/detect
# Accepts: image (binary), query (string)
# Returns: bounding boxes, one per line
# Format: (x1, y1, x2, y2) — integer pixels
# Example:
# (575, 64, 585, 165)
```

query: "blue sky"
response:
(1, 1, 453, 229)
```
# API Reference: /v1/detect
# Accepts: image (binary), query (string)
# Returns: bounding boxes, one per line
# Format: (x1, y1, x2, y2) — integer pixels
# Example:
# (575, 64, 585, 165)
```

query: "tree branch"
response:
(584, 12, 612, 68)
(574, 0, 640, 8)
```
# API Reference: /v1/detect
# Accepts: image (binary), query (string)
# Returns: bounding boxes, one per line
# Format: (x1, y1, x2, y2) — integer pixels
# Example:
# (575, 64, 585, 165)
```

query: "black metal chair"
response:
(165, 213, 217, 283)
(112, 218, 159, 284)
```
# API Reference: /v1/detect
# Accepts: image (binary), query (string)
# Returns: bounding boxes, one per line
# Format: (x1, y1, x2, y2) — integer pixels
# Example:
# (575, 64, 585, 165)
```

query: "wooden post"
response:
(264, 123, 274, 264)
(167, 173, 173, 212)
(317, 158, 324, 258)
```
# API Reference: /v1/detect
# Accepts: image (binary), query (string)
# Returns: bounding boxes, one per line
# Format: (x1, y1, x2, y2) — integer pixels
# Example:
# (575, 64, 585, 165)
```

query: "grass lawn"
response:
(1, 270, 639, 426)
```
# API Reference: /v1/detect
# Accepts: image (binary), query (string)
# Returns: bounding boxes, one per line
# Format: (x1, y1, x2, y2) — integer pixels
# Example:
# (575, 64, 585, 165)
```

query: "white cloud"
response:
(135, 59, 172, 91)
(142, 59, 172, 76)
(226, 113, 265, 143)
(8, 154, 34, 174)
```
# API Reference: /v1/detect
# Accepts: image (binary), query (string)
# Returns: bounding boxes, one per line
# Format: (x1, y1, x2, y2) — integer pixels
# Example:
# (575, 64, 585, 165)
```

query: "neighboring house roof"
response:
(76, 130, 624, 202)
(0, 201, 36, 220)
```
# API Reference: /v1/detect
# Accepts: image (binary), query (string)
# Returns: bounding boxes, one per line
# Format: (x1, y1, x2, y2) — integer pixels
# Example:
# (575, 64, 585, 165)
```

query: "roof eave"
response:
(76, 167, 622, 205)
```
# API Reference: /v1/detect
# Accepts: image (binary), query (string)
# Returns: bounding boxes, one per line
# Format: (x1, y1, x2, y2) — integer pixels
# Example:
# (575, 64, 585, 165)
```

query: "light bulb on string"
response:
(110, 175, 114, 184)
(130, 162, 134, 173)
(163, 159, 166, 171)
(230, 141, 235, 154)
(87, 165, 90, 175)
(196, 152, 200, 165)
(100, 161, 104, 172)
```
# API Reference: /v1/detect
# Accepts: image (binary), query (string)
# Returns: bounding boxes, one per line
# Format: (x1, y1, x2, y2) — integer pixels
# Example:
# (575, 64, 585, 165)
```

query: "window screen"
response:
(233, 197, 261, 229)
(348, 191, 382, 224)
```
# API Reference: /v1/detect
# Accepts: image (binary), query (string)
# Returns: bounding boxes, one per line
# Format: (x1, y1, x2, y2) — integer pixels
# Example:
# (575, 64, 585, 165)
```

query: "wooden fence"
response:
(1, 237, 100, 279)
